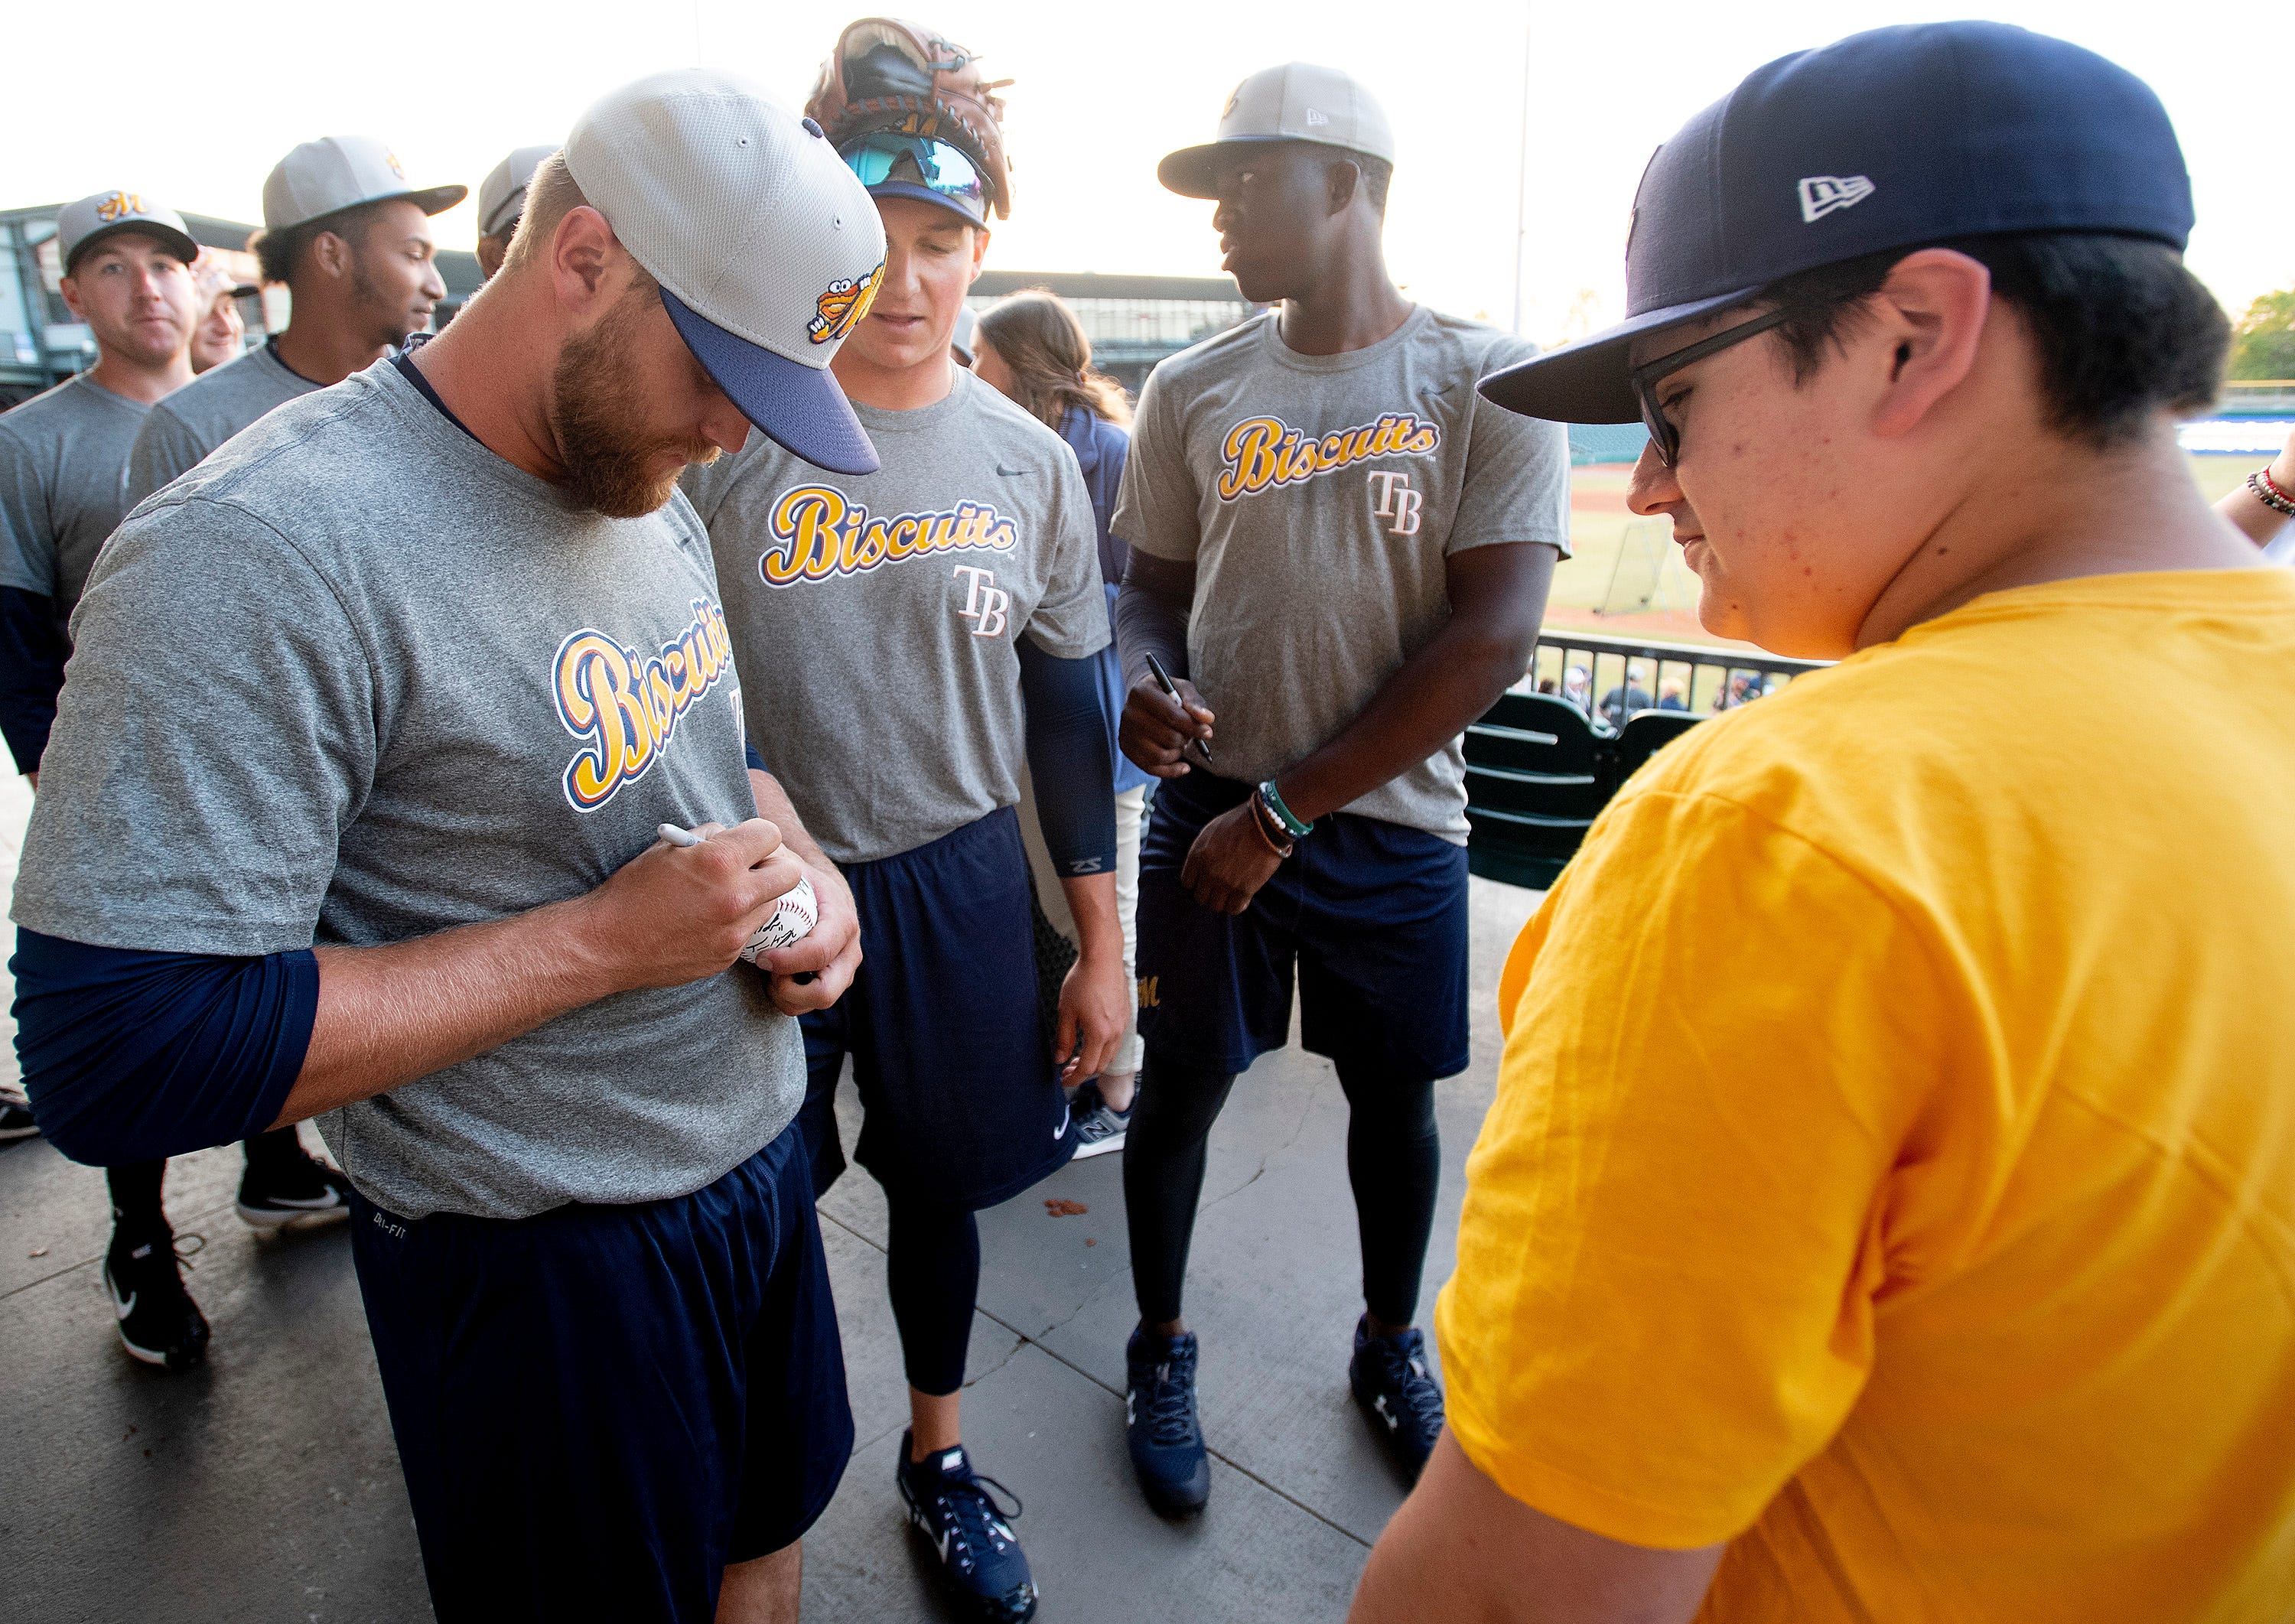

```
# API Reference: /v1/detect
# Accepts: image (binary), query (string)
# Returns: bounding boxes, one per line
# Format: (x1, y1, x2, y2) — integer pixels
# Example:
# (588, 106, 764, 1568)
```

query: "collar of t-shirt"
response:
(262, 336, 327, 389)
(390, 336, 483, 445)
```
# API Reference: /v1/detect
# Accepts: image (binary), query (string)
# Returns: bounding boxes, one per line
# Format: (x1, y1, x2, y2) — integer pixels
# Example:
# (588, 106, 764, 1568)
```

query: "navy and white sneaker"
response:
(104, 1232, 210, 1371)
(895, 1433, 1037, 1622)
(1349, 1316, 1445, 1481)
(1125, 1326, 1210, 1514)
(1068, 1080, 1131, 1160)
(236, 1152, 354, 1232)
(0, 1086, 39, 1142)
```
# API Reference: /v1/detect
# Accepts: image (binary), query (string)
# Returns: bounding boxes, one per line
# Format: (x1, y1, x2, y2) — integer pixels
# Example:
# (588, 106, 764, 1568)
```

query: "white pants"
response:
(1015, 773, 1148, 1078)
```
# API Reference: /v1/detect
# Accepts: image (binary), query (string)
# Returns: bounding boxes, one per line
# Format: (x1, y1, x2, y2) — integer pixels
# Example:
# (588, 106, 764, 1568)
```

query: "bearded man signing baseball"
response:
(11, 73, 880, 1624)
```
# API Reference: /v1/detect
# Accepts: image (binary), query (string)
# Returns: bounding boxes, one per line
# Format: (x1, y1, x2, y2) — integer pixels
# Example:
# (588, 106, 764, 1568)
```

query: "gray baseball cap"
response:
(565, 69, 887, 475)
(262, 135, 466, 231)
(56, 190, 198, 275)
(478, 144, 560, 239)
(1159, 62, 1395, 198)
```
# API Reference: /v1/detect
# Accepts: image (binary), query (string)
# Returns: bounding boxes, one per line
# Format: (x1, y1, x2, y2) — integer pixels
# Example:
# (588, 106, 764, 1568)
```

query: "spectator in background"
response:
(1562, 664, 1591, 713)
(188, 259, 249, 373)
(950, 304, 978, 368)
(975, 288, 1153, 1153)
(474, 144, 556, 280)
(2218, 423, 2293, 562)
(123, 135, 461, 506)
(1597, 660, 1653, 729)
(1711, 670, 1762, 711)
(1656, 678, 1688, 711)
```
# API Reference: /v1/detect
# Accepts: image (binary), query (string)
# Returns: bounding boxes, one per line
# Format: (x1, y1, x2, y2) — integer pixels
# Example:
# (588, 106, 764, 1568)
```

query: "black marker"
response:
(1144, 650, 1213, 766)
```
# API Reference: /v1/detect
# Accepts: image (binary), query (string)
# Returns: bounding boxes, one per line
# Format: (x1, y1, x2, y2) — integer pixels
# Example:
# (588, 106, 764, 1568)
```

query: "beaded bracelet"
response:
(1246, 792, 1295, 858)
(2252, 465, 2295, 518)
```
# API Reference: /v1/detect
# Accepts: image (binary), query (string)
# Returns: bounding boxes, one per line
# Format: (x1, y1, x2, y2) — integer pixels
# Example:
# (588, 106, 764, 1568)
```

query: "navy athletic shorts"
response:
(1135, 770, 1471, 1082)
(348, 1122, 850, 1624)
(799, 805, 1076, 1212)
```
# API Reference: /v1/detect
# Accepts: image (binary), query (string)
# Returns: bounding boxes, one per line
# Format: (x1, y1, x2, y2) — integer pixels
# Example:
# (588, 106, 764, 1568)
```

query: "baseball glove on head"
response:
(806, 17, 1014, 219)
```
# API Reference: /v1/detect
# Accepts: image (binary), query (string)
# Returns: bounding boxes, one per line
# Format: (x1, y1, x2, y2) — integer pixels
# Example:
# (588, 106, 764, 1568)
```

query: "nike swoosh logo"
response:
(257, 1193, 344, 1209)
(110, 1283, 135, 1320)
(933, 1525, 952, 1561)
(994, 464, 1027, 477)
(1055, 1102, 1071, 1141)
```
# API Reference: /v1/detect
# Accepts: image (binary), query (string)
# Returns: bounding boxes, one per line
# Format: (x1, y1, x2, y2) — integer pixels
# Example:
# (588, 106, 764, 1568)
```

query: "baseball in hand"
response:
(740, 875, 818, 964)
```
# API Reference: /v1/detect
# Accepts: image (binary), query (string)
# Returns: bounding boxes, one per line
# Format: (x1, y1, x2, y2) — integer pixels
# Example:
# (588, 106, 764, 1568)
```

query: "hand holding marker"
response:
(1144, 651, 1214, 766)
(657, 823, 819, 963)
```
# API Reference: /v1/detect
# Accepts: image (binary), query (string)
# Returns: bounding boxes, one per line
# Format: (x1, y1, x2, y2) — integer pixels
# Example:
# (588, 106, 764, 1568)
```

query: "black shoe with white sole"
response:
(104, 1232, 210, 1370)
(237, 1155, 354, 1231)
(0, 1087, 39, 1142)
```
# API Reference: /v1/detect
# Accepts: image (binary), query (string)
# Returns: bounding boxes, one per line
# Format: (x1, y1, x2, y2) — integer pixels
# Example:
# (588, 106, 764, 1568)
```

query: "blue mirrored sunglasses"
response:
(839, 132, 985, 208)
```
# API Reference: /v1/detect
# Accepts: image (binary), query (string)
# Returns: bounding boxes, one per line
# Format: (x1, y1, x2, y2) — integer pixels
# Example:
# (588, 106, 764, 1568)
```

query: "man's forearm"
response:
(1114, 574, 1190, 694)
(276, 897, 622, 1127)
(1058, 871, 1122, 959)
(752, 767, 835, 874)
(1278, 550, 1554, 823)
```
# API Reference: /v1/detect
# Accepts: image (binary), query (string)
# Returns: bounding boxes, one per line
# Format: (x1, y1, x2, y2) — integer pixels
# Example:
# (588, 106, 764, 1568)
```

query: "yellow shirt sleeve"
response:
(1438, 785, 1958, 1549)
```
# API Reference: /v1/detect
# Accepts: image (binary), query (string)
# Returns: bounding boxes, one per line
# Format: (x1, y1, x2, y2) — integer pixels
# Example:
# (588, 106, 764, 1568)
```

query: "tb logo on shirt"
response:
(953, 565, 1010, 637)
(1368, 470, 1422, 537)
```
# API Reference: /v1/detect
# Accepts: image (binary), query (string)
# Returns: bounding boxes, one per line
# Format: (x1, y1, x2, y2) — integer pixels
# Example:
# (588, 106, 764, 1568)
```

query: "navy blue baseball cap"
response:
(1481, 23, 2195, 425)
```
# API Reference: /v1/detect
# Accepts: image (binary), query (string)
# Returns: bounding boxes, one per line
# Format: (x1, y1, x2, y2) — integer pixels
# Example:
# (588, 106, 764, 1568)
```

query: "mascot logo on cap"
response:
(94, 191, 148, 223)
(809, 263, 883, 345)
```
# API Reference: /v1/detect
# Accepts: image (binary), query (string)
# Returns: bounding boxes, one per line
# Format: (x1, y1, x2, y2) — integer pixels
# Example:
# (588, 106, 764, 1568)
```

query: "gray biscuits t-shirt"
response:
(15, 359, 803, 1221)
(0, 373, 150, 623)
(122, 340, 316, 507)
(684, 366, 1108, 865)
(1114, 307, 1572, 841)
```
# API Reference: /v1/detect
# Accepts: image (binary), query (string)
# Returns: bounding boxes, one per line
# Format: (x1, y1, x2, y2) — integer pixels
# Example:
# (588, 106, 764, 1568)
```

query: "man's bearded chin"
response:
(550, 298, 720, 518)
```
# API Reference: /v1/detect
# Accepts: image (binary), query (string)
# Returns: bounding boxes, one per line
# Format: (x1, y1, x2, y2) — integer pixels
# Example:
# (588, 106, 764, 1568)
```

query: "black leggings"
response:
(105, 1128, 314, 1244)
(886, 1193, 980, 1398)
(1124, 1046, 1441, 1329)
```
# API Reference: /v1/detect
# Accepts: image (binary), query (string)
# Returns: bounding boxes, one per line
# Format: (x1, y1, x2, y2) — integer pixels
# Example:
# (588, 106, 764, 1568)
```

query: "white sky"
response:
(6, 0, 2288, 345)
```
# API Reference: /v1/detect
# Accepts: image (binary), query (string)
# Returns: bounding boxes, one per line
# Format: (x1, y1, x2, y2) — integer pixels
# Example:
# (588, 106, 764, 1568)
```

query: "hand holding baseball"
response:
(578, 818, 809, 991)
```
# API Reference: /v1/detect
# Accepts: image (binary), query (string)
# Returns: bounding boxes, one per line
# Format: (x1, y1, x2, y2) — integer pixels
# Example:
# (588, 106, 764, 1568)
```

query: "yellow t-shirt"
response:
(1438, 570, 2295, 1622)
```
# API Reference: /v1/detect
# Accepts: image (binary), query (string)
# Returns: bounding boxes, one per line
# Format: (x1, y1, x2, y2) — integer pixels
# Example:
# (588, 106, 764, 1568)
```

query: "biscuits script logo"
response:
(808, 264, 883, 344)
(552, 599, 735, 810)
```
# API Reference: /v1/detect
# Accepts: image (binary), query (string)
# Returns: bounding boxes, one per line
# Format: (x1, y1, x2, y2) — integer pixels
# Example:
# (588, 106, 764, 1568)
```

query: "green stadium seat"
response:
(1463, 693, 1607, 890)
(1610, 711, 1703, 789)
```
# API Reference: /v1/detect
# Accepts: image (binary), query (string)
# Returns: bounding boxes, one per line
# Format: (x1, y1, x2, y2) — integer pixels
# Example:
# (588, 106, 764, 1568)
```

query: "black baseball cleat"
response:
(104, 1232, 210, 1371)
(237, 1152, 354, 1232)
(0, 1086, 39, 1142)
(896, 1433, 1038, 1622)
(1349, 1316, 1446, 1482)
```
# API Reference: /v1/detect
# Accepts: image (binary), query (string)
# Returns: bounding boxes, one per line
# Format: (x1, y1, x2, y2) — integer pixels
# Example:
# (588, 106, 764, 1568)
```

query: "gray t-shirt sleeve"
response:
(1109, 374, 1200, 564)
(0, 428, 57, 596)
(1450, 343, 1574, 558)
(121, 405, 207, 511)
(15, 496, 376, 955)
(1021, 448, 1112, 659)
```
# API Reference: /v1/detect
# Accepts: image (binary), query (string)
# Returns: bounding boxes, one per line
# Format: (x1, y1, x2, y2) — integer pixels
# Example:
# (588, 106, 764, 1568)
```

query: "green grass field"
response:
(1548, 454, 2258, 648)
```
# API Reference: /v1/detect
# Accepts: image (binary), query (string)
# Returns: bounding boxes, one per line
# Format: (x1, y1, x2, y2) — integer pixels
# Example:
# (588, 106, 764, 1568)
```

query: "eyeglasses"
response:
(1629, 304, 1796, 468)
(839, 132, 985, 215)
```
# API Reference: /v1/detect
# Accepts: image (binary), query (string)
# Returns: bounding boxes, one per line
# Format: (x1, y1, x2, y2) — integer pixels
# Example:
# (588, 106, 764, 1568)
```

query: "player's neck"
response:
(402, 277, 565, 485)
(831, 346, 956, 414)
(272, 302, 392, 389)
(1275, 239, 1412, 358)
(86, 347, 192, 405)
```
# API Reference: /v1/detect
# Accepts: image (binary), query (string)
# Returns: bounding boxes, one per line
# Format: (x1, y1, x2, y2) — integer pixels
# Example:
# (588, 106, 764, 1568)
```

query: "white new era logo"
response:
(1305, 107, 1329, 127)
(1798, 174, 1875, 223)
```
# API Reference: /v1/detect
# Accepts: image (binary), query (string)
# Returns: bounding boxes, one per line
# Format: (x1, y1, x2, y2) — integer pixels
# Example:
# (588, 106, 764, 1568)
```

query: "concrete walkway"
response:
(0, 768, 1539, 1623)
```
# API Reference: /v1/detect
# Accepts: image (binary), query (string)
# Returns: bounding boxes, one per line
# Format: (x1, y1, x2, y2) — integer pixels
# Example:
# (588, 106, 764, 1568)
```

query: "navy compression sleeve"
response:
(0, 587, 68, 775)
(12, 929, 319, 1166)
(1112, 573, 1189, 698)
(1017, 639, 1118, 877)
(745, 740, 770, 776)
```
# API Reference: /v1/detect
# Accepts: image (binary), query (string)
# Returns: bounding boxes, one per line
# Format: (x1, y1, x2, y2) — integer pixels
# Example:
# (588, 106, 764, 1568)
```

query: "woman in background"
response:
(975, 291, 1152, 1154)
